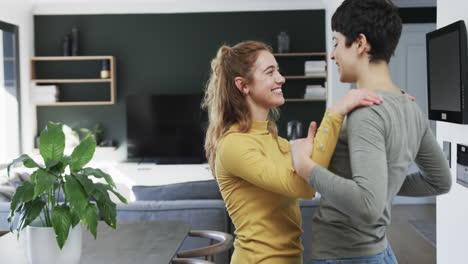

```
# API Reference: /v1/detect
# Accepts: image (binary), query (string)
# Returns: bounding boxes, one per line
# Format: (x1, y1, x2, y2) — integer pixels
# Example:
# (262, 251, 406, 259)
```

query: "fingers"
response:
(363, 93, 383, 104)
(336, 89, 384, 116)
(353, 89, 383, 107)
(307, 121, 317, 141)
(364, 95, 383, 105)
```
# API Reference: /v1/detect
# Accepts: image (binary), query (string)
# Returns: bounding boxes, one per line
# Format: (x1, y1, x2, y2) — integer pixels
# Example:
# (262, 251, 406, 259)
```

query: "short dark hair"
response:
(332, 0, 402, 63)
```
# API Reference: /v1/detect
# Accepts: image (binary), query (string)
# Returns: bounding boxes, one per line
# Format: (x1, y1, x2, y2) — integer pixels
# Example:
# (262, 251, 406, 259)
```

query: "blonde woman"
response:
(202, 41, 383, 263)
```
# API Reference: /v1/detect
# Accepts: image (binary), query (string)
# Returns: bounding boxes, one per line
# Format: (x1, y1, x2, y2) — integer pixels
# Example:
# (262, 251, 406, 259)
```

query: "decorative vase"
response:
(62, 34, 71, 56)
(26, 222, 82, 264)
(277, 31, 290, 53)
(100, 59, 110, 79)
(71, 26, 79, 56)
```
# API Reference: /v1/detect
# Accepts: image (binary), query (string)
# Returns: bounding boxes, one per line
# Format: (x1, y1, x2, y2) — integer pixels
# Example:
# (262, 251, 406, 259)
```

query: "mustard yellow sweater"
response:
(215, 109, 344, 264)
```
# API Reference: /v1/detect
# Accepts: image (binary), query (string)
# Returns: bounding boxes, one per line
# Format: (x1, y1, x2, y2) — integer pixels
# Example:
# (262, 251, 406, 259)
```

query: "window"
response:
(0, 20, 20, 163)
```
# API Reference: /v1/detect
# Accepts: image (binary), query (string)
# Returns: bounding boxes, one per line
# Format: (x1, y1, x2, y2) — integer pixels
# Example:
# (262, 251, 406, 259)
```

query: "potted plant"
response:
(7, 121, 127, 264)
(79, 123, 102, 145)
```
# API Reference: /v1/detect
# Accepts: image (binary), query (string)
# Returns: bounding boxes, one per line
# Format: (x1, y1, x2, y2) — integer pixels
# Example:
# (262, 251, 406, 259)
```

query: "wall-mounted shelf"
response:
(32, 79, 112, 83)
(274, 52, 327, 102)
(30, 56, 116, 106)
(35, 101, 115, 107)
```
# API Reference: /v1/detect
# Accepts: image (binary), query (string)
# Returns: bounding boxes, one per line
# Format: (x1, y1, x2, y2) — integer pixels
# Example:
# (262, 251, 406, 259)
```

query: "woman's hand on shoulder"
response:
(329, 88, 383, 116)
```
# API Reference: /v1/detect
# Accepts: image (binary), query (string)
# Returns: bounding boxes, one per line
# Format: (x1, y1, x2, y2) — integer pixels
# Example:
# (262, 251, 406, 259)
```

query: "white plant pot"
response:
(26, 222, 82, 264)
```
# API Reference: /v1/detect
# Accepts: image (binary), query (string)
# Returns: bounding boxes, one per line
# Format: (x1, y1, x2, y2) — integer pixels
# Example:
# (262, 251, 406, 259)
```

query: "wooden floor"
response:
(387, 204, 436, 264)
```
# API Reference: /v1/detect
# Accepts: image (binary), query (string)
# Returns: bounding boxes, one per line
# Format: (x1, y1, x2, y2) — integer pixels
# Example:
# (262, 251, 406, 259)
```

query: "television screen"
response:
(428, 30, 461, 112)
(126, 94, 207, 164)
(426, 20, 468, 123)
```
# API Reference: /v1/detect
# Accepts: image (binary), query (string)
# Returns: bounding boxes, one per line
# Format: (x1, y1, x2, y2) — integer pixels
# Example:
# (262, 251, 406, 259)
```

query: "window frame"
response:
(0, 20, 22, 153)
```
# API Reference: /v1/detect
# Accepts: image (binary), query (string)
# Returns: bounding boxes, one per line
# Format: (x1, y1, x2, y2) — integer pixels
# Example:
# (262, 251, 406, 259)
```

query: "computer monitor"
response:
(426, 20, 468, 124)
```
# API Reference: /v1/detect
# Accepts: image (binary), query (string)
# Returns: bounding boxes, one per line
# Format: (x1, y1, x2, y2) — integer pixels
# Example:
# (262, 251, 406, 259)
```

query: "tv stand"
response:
(154, 157, 205, 164)
(127, 157, 205, 165)
(115, 162, 213, 187)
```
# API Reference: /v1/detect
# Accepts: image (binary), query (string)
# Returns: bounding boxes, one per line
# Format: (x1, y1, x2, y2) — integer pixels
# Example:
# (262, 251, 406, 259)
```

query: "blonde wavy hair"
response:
(202, 41, 283, 176)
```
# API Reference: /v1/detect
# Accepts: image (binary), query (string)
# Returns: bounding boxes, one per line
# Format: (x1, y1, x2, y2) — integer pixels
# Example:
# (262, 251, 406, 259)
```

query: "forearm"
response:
(398, 129, 452, 196)
(307, 165, 384, 223)
(398, 170, 451, 197)
(311, 109, 344, 168)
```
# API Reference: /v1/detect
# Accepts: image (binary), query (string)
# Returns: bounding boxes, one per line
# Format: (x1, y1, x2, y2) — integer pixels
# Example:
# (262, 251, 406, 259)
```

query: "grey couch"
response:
(0, 182, 320, 264)
(115, 179, 320, 264)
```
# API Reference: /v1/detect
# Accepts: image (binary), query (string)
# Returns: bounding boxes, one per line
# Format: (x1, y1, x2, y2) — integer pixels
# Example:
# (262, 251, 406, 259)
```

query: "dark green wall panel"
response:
(34, 11, 326, 160)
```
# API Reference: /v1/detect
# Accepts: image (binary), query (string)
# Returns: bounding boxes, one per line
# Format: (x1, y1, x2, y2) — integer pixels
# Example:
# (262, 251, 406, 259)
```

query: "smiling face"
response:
(245, 50, 286, 114)
(331, 32, 360, 83)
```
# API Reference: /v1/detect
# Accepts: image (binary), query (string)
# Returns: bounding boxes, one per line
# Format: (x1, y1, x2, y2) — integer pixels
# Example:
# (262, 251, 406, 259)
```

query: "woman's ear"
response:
(356, 33, 370, 55)
(234, 77, 249, 95)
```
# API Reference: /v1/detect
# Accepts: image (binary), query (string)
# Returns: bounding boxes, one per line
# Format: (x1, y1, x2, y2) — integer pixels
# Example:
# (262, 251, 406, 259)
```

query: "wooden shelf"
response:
(273, 52, 328, 103)
(285, 98, 326, 102)
(35, 101, 115, 106)
(33, 146, 116, 151)
(31, 56, 114, 61)
(32, 78, 112, 83)
(30, 56, 116, 106)
(284, 75, 326, 79)
(273, 52, 327, 57)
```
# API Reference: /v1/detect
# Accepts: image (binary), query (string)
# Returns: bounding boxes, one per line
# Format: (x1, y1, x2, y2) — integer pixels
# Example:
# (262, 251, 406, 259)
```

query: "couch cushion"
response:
(132, 180, 222, 201)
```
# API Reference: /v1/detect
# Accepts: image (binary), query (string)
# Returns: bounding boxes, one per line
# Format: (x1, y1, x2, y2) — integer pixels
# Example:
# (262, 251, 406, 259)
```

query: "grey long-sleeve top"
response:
(308, 90, 451, 259)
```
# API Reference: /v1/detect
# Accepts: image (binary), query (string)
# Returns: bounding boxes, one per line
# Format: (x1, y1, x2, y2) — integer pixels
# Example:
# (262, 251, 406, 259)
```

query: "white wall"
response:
(321, 0, 347, 107)
(436, 0, 468, 262)
(0, 1, 35, 155)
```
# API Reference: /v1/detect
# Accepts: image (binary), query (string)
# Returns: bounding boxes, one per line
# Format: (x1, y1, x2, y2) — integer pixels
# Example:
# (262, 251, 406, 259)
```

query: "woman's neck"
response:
(248, 102, 269, 121)
(355, 60, 400, 93)
(251, 110, 269, 121)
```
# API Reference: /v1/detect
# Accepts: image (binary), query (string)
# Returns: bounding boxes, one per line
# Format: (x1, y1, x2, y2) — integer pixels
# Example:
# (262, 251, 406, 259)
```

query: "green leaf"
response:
(32, 169, 56, 199)
(109, 189, 128, 204)
(72, 172, 96, 196)
(64, 175, 88, 215)
(17, 199, 46, 232)
(69, 136, 96, 172)
(70, 209, 80, 228)
(52, 205, 72, 249)
(91, 182, 127, 204)
(91, 184, 117, 229)
(9, 181, 35, 212)
(96, 199, 116, 229)
(90, 183, 111, 202)
(82, 203, 98, 239)
(8, 181, 35, 229)
(39, 122, 65, 168)
(9, 204, 24, 232)
(7, 154, 39, 178)
(55, 155, 71, 173)
(81, 167, 115, 188)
